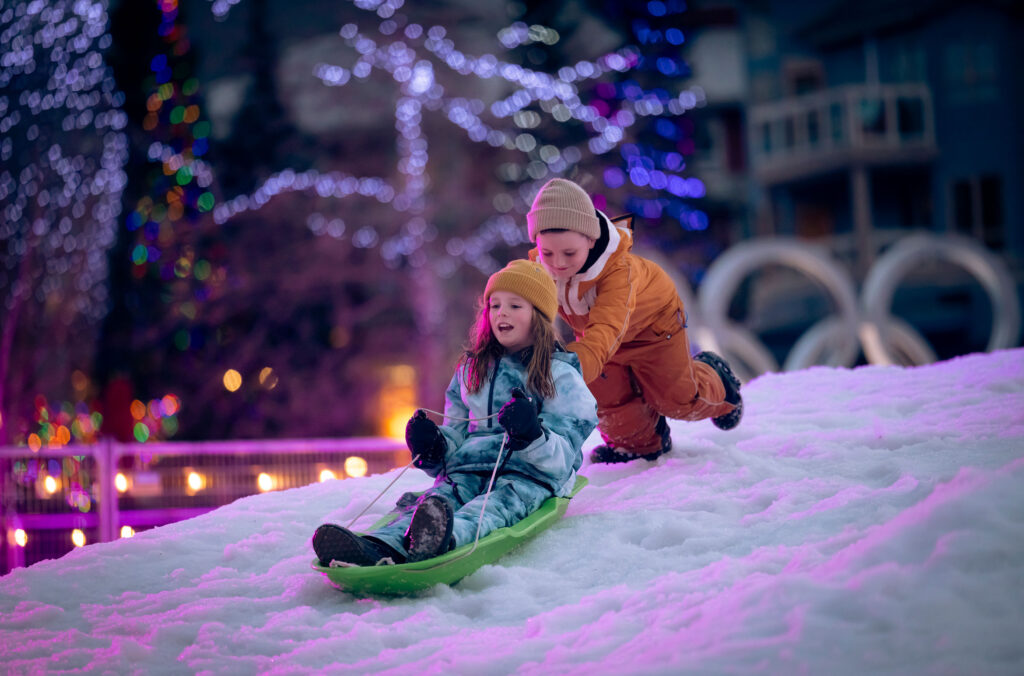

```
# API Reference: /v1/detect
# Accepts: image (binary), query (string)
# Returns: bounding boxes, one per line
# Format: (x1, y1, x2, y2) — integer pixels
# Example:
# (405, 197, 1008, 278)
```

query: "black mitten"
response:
(405, 410, 445, 468)
(497, 387, 543, 451)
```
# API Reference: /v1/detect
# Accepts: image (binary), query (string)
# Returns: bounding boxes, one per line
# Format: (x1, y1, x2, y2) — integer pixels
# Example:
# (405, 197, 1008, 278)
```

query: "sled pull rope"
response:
(416, 408, 499, 424)
(344, 456, 420, 530)
(415, 434, 509, 571)
(344, 437, 512, 571)
(344, 410, 498, 529)
(462, 435, 509, 556)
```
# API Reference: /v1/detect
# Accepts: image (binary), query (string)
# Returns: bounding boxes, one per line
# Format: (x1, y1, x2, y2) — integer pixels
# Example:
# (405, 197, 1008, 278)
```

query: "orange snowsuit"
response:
(529, 216, 736, 455)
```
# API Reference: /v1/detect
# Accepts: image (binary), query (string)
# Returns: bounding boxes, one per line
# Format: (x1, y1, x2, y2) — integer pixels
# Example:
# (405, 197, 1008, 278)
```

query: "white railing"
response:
(0, 437, 408, 573)
(749, 83, 936, 182)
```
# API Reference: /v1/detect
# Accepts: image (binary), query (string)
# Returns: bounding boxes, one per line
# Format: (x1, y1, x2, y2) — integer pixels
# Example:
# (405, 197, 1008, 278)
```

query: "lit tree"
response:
(94, 0, 707, 439)
(198, 0, 708, 417)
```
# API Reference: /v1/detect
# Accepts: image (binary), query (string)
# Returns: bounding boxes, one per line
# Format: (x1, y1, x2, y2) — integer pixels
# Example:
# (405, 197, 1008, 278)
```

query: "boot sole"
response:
(695, 351, 743, 430)
(405, 497, 453, 562)
(313, 524, 391, 567)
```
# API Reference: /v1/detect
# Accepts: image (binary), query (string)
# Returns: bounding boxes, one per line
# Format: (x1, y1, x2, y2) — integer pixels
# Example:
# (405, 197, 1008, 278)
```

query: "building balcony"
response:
(749, 83, 937, 185)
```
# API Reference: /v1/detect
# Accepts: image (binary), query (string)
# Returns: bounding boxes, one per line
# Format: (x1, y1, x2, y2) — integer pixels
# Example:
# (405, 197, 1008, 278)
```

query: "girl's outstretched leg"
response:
(312, 524, 404, 566)
(449, 477, 552, 547)
(404, 496, 455, 562)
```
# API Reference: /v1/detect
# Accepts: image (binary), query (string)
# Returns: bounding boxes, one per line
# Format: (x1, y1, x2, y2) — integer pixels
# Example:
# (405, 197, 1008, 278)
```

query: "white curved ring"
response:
(861, 234, 1021, 365)
(699, 238, 862, 372)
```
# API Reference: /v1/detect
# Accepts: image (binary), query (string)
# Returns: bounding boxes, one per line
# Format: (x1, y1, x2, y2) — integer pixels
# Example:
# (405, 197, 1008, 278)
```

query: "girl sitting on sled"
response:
(313, 260, 598, 566)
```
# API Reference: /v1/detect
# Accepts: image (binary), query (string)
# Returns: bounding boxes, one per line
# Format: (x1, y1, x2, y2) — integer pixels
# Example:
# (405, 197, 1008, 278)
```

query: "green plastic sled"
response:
(312, 475, 588, 596)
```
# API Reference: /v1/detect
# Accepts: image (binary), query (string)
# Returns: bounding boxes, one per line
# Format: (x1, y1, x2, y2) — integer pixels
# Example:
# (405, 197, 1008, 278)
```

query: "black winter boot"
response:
(693, 351, 743, 430)
(589, 416, 672, 464)
(404, 496, 454, 562)
(312, 524, 404, 567)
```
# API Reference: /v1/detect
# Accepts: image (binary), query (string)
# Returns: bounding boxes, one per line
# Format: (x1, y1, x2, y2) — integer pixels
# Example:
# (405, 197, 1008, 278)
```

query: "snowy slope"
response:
(2, 349, 1023, 674)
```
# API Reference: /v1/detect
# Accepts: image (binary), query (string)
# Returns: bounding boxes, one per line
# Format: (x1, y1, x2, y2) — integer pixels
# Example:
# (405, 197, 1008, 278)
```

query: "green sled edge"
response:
(312, 475, 588, 596)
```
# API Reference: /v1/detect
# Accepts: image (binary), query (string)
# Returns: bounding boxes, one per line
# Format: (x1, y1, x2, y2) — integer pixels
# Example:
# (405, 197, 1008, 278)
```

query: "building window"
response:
(783, 59, 825, 96)
(887, 43, 926, 82)
(951, 175, 1004, 249)
(979, 176, 1004, 249)
(747, 15, 777, 59)
(896, 97, 925, 138)
(944, 40, 998, 104)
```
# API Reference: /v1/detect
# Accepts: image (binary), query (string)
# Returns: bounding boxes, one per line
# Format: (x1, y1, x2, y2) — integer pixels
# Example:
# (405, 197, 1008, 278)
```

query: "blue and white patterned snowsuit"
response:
(369, 348, 598, 556)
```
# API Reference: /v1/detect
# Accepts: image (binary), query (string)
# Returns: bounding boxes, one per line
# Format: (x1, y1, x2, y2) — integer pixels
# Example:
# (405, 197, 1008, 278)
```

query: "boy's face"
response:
(488, 291, 534, 352)
(535, 231, 596, 281)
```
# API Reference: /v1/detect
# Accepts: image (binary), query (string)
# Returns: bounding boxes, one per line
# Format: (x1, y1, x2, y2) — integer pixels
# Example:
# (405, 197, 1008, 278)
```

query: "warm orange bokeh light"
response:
(318, 469, 337, 482)
(378, 365, 417, 440)
(257, 473, 274, 492)
(344, 456, 368, 479)
(186, 471, 205, 493)
(383, 407, 417, 441)
(223, 369, 242, 392)
(71, 529, 86, 547)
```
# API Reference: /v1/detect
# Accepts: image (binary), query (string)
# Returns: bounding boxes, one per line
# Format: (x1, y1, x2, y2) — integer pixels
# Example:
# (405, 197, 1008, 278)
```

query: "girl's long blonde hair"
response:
(458, 298, 557, 399)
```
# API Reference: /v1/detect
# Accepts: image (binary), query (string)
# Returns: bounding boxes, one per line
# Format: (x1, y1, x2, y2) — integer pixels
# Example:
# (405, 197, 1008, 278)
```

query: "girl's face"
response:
(535, 230, 596, 281)
(488, 291, 535, 352)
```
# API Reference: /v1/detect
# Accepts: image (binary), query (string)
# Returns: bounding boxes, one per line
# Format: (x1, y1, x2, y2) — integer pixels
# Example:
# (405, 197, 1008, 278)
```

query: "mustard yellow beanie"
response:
(484, 259, 558, 323)
(526, 178, 601, 243)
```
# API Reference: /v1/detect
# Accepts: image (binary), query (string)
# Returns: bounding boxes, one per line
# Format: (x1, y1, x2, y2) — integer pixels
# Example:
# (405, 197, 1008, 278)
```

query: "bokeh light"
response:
(318, 469, 337, 483)
(223, 369, 242, 392)
(120, 526, 135, 539)
(257, 473, 275, 492)
(344, 456, 368, 479)
(186, 471, 205, 493)
(208, 5, 708, 274)
(71, 529, 86, 548)
(115, 473, 129, 493)
(258, 367, 278, 390)
(14, 529, 28, 548)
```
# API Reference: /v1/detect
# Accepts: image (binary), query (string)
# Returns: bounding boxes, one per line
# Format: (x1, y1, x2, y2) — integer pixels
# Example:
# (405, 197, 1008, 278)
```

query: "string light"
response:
(203, 1, 707, 273)
(1, 1, 128, 325)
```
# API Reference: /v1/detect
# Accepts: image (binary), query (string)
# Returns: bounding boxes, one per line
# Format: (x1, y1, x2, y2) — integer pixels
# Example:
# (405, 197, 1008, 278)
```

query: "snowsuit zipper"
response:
(486, 365, 499, 429)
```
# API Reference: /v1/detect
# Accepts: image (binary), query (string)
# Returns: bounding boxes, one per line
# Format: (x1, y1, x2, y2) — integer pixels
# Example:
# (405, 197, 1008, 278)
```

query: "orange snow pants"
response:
(588, 312, 736, 455)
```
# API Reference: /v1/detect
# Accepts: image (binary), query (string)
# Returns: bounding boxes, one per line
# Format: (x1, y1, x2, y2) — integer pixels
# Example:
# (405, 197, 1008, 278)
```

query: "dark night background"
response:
(1, 0, 1021, 448)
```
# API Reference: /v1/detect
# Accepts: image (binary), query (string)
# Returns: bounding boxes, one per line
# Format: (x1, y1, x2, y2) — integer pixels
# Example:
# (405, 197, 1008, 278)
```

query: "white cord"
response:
(342, 436, 511, 568)
(463, 434, 509, 557)
(343, 409, 490, 530)
(417, 407, 499, 424)
(344, 455, 420, 530)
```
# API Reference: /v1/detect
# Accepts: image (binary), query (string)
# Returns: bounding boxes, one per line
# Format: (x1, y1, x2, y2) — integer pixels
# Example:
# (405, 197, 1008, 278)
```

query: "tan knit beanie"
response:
(484, 259, 558, 323)
(526, 178, 601, 243)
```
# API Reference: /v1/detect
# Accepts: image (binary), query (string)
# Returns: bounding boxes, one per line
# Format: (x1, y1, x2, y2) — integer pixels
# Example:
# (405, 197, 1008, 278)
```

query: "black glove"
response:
(497, 387, 543, 451)
(405, 410, 445, 468)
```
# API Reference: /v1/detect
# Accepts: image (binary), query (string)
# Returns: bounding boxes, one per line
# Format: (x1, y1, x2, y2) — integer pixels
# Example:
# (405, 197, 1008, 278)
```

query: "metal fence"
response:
(0, 437, 410, 575)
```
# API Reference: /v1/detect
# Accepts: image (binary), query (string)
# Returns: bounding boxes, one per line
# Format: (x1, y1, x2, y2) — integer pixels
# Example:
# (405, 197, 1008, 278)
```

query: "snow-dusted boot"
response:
(589, 416, 671, 464)
(404, 496, 454, 562)
(694, 351, 743, 430)
(312, 524, 403, 567)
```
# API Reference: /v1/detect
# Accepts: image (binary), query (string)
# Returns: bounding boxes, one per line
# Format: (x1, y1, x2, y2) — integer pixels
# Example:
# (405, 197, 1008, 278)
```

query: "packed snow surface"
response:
(2, 349, 1023, 674)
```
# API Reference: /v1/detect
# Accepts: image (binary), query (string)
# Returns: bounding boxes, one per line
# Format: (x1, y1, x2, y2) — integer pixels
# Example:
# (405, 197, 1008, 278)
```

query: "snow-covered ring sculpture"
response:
(641, 235, 1020, 380)
(860, 234, 1021, 366)
(694, 238, 862, 380)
